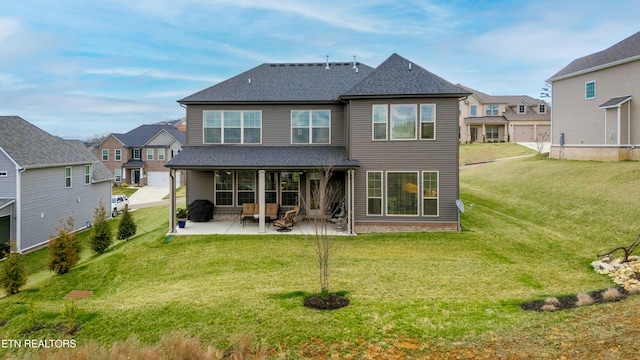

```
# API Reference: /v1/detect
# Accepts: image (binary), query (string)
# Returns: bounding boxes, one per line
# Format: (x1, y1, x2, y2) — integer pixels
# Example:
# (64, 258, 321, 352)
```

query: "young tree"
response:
(117, 207, 137, 241)
(47, 217, 81, 275)
(90, 200, 113, 254)
(1, 242, 28, 295)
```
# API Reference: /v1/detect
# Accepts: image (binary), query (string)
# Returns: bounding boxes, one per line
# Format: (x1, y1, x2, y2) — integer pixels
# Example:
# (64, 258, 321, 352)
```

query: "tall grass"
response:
(1, 156, 639, 358)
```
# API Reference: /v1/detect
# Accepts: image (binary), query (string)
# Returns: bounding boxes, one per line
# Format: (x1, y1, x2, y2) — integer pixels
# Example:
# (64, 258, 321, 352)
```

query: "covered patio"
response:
(171, 218, 349, 236)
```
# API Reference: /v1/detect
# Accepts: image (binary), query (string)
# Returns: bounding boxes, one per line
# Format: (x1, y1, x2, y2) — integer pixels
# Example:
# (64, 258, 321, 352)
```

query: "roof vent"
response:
(353, 55, 359, 73)
(409, 62, 412, 71)
(325, 55, 330, 70)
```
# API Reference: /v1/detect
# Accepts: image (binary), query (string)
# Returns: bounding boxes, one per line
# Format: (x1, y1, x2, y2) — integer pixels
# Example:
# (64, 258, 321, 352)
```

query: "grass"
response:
(2, 156, 640, 358)
(111, 186, 137, 198)
(459, 142, 537, 165)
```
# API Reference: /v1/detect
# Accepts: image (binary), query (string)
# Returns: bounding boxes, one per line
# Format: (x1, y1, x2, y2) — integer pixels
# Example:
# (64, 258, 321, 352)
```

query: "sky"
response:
(1, 0, 639, 140)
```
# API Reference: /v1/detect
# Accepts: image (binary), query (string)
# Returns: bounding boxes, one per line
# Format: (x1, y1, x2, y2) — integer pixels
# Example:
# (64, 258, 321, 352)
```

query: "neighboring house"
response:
(0, 116, 112, 253)
(458, 85, 550, 144)
(166, 53, 470, 234)
(93, 124, 186, 186)
(548, 31, 640, 161)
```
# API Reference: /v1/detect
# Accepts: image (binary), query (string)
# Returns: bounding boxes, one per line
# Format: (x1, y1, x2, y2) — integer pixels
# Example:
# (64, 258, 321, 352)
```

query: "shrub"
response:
(575, 292, 594, 307)
(602, 287, 623, 301)
(117, 208, 137, 241)
(0, 242, 27, 295)
(46, 217, 81, 275)
(90, 200, 113, 254)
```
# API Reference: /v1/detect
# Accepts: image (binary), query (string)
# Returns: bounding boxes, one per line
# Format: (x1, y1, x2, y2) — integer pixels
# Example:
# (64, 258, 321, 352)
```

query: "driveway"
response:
(128, 186, 170, 206)
(518, 142, 551, 153)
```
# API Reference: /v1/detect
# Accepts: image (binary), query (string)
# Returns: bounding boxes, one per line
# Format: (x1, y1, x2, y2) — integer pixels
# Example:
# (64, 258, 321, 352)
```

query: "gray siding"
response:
(186, 104, 346, 147)
(186, 170, 214, 206)
(19, 165, 111, 251)
(348, 98, 460, 223)
(0, 150, 17, 198)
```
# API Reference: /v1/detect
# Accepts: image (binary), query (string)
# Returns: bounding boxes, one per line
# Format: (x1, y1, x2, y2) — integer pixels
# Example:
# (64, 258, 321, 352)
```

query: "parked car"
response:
(111, 195, 129, 217)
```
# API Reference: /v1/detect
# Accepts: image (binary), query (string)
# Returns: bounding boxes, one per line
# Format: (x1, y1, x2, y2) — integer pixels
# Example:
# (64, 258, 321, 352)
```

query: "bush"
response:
(46, 217, 81, 275)
(0, 243, 27, 295)
(117, 208, 137, 241)
(90, 200, 113, 254)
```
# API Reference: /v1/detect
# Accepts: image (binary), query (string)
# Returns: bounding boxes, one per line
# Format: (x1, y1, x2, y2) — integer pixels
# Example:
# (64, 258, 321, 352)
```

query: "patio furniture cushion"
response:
(265, 203, 279, 221)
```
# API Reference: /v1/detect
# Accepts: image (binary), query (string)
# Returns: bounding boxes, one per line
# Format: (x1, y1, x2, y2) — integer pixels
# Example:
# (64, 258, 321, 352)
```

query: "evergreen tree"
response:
(46, 217, 80, 275)
(1, 242, 27, 295)
(117, 208, 137, 241)
(90, 200, 113, 254)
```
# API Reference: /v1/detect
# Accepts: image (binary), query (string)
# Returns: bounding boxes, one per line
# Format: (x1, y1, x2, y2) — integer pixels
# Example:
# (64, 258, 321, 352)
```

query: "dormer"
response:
(517, 102, 527, 114)
(538, 104, 547, 114)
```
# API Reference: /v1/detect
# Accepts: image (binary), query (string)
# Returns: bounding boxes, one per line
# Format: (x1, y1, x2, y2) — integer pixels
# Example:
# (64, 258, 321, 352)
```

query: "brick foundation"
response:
(355, 221, 457, 233)
(550, 145, 640, 161)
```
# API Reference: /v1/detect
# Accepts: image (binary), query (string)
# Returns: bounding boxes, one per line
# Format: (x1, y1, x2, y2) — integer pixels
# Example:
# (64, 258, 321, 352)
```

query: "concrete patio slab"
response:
(170, 219, 350, 236)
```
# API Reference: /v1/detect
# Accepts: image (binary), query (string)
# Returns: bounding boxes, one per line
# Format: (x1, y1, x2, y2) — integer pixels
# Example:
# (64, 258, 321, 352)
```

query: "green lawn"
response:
(111, 186, 138, 198)
(2, 157, 639, 358)
(459, 142, 538, 165)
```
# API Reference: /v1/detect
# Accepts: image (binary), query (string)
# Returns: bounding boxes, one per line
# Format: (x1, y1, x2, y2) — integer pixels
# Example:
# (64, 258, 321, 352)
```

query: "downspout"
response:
(169, 169, 176, 233)
(617, 106, 621, 145)
(16, 167, 25, 253)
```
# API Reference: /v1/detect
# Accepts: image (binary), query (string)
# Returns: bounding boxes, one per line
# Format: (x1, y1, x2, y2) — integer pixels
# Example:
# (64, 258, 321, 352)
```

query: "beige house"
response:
(458, 85, 550, 144)
(93, 125, 186, 186)
(548, 31, 640, 161)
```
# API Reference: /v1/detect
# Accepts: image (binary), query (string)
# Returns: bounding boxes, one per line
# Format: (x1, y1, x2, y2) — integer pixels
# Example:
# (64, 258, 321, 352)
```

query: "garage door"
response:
(147, 171, 180, 186)
(513, 125, 534, 142)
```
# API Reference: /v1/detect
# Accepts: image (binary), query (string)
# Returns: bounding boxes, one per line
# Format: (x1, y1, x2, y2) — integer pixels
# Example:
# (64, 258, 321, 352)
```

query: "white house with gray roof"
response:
(0, 116, 112, 253)
(548, 31, 640, 160)
(166, 53, 470, 234)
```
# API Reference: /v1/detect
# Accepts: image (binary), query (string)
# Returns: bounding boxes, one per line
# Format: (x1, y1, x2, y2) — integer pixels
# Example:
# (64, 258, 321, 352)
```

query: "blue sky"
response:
(1, 0, 639, 139)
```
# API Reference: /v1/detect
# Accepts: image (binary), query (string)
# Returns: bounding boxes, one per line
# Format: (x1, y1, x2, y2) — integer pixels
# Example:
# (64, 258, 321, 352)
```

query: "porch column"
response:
(258, 170, 266, 233)
(482, 124, 486, 142)
(169, 169, 176, 233)
(504, 124, 508, 142)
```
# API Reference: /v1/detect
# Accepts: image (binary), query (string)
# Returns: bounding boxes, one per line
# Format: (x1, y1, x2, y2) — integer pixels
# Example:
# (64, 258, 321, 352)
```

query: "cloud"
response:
(84, 67, 222, 83)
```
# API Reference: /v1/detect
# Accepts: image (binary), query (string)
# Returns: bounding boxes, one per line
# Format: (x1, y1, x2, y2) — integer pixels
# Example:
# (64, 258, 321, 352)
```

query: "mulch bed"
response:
(521, 286, 630, 312)
(64, 290, 92, 299)
(303, 294, 350, 310)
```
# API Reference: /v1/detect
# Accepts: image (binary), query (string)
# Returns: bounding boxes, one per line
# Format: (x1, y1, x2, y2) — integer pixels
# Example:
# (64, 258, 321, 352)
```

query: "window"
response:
(390, 105, 417, 140)
(158, 149, 165, 161)
(367, 171, 382, 215)
(215, 170, 234, 206)
(115, 149, 121, 161)
(423, 171, 438, 216)
(485, 104, 499, 116)
(291, 110, 330, 144)
(0, 171, 8, 177)
(265, 172, 278, 203)
(115, 169, 121, 182)
(85, 165, 91, 185)
(147, 149, 154, 160)
(518, 104, 526, 114)
(372, 105, 388, 140)
(486, 126, 499, 139)
(585, 81, 596, 99)
(204, 110, 262, 144)
(539, 104, 546, 113)
(172, 149, 180, 158)
(280, 171, 300, 206)
(386, 172, 418, 216)
(237, 170, 256, 205)
(102, 149, 108, 161)
(420, 104, 436, 140)
(470, 105, 477, 117)
(65, 167, 72, 188)
(133, 149, 141, 159)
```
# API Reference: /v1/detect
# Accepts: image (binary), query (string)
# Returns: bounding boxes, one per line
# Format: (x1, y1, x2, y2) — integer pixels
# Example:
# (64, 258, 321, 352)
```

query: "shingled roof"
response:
(110, 124, 186, 147)
(548, 31, 640, 81)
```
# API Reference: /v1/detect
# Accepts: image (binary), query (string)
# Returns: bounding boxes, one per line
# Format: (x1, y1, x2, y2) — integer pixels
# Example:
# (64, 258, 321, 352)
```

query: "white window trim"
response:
(290, 110, 331, 144)
(470, 104, 477, 117)
(214, 170, 235, 207)
(158, 149, 165, 161)
(585, 80, 596, 99)
(102, 149, 109, 161)
(422, 171, 439, 217)
(518, 104, 526, 114)
(385, 171, 419, 217)
(236, 170, 256, 205)
(203, 110, 263, 144)
(486, 104, 499, 116)
(420, 104, 436, 140)
(390, 104, 417, 141)
(84, 165, 91, 185)
(115, 149, 122, 161)
(366, 171, 383, 216)
(115, 169, 122, 182)
(0, 171, 8, 177)
(133, 149, 141, 160)
(539, 104, 546, 114)
(65, 167, 72, 188)
(147, 149, 154, 160)
(372, 104, 388, 141)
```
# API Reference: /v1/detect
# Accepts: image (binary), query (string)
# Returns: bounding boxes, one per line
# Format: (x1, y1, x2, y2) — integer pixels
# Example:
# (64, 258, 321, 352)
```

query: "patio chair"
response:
(273, 206, 300, 232)
(240, 203, 256, 228)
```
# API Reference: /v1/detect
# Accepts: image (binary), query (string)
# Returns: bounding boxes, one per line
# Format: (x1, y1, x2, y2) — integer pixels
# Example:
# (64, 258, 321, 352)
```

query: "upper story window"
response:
(518, 104, 526, 114)
(158, 149, 165, 161)
(115, 169, 122, 182)
(204, 110, 262, 144)
(585, 81, 596, 99)
(291, 110, 330, 144)
(147, 149, 154, 160)
(133, 149, 141, 159)
(470, 104, 477, 117)
(65, 167, 72, 188)
(115, 149, 121, 161)
(485, 104, 499, 116)
(372, 104, 436, 141)
(0, 171, 8, 177)
(539, 104, 546, 113)
(102, 149, 108, 161)
(84, 165, 91, 185)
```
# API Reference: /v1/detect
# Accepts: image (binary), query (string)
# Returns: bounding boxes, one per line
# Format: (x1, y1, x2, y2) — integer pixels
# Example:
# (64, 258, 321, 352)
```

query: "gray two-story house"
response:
(0, 116, 112, 253)
(166, 54, 469, 234)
